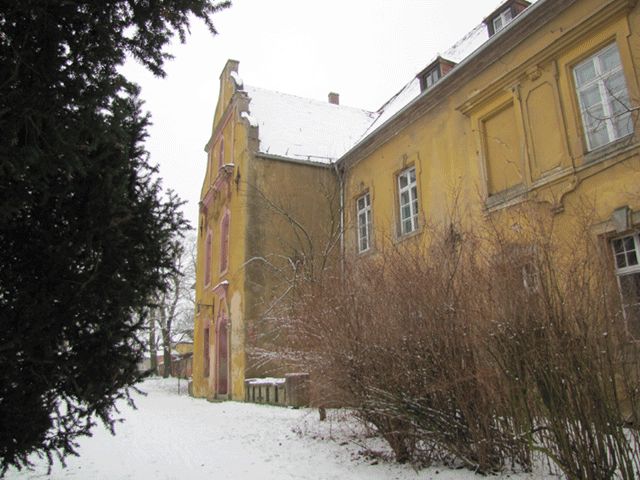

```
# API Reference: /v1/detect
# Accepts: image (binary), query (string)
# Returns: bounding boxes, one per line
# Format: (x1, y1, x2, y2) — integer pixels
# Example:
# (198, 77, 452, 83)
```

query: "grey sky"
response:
(123, 0, 508, 227)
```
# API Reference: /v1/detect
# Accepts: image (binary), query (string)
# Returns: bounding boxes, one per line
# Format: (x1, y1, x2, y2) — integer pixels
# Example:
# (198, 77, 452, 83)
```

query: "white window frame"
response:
(573, 43, 633, 152)
(493, 8, 513, 33)
(397, 167, 419, 236)
(424, 67, 441, 89)
(356, 193, 372, 253)
(611, 232, 640, 337)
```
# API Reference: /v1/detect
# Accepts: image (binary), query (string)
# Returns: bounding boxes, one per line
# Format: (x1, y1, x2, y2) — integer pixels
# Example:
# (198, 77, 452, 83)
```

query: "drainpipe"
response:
(332, 162, 345, 276)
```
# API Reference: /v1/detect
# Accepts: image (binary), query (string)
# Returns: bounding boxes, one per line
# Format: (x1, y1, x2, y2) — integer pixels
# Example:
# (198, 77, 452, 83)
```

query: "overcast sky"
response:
(123, 0, 508, 227)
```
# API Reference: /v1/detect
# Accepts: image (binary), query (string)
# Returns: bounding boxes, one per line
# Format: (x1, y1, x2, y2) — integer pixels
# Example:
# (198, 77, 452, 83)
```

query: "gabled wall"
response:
(193, 62, 340, 401)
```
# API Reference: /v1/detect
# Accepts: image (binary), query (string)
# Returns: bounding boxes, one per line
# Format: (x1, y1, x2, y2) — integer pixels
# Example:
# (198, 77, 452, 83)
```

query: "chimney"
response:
(328, 92, 340, 105)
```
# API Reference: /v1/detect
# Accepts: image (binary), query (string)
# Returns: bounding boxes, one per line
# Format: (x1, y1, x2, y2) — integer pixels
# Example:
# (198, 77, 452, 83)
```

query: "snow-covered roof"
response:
(443, 24, 489, 63)
(361, 78, 422, 138)
(238, 0, 540, 164)
(357, 0, 540, 142)
(243, 86, 376, 164)
(361, 23, 489, 140)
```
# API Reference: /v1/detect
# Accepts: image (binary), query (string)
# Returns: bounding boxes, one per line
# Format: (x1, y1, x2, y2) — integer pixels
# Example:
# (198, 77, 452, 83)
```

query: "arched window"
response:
(220, 210, 230, 273)
(204, 230, 212, 285)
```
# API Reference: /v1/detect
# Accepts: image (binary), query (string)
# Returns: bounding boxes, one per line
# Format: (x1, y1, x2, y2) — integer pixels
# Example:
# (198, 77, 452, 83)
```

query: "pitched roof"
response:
(239, 0, 539, 165)
(243, 85, 376, 164)
(361, 23, 490, 139)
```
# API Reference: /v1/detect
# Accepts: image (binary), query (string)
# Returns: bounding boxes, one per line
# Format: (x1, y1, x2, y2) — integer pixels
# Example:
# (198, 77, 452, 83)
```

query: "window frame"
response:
(356, 192, 373, 253)
(493, 8, 513, 34)
(397, 166, 419, 236)
(423, 67, 441, 90)
(573, 42, 633, 152)
(611, 232, 640, 338)
(219, 210, 230, 274)
(204, 229, 212, 286)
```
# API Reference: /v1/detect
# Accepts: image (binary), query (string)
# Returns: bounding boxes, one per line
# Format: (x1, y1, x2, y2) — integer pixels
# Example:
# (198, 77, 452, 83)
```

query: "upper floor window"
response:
(484, 0, 529, 37)
(356, 193, 372, 253)
(220, 210, 230, 273)
(424, 68, 440, 90)
(418, 57, 456, 92)
(398, 167, 419, 236)
(493, 8, 513, 33)
(204, 230, 212, 286)
(574, 43, 633, 152)
(612, 232, 640, 338)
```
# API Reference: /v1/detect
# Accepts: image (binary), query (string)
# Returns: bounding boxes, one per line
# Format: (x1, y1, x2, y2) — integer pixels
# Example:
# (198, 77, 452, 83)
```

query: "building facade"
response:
(192, 61, 373, 400)
(193, 0, 640, 401)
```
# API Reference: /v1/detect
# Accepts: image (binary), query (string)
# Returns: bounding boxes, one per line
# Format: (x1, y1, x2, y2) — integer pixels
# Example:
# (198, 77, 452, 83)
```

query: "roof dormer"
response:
(484, 0, 530, 37)
(417, 56, 457, 93)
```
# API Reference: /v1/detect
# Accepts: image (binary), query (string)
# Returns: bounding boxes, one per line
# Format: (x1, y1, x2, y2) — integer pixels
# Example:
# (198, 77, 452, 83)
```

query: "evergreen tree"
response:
(0, 0, 229, 473)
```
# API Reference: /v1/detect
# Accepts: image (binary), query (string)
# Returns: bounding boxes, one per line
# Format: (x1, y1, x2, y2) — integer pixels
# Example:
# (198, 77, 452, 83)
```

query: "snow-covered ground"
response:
(5, 378, 558, 480)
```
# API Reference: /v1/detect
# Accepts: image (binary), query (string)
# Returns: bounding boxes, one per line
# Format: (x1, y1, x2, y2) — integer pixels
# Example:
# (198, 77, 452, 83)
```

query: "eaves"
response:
(254, 152, 334, 169)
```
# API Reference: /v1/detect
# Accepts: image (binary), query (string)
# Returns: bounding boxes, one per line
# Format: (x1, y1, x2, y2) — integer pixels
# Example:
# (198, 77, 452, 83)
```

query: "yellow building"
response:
(192, 60, 374, 400)
(194, 0, 640, 401)
(340, 0, 639, 334)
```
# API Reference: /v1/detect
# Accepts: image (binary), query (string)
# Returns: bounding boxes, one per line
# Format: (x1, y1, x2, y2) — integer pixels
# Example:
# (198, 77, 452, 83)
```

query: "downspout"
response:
(332, 161, 345, 276)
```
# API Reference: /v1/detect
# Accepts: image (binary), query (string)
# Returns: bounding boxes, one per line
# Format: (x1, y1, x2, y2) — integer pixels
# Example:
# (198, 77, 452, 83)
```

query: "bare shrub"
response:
(271, 207, 640, 477)
(478, 211, 640, 479)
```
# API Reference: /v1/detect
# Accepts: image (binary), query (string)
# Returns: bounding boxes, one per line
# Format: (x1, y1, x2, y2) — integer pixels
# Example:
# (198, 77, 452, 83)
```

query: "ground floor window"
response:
(398, 166, 419, 236)
(612, 232, 640, 337)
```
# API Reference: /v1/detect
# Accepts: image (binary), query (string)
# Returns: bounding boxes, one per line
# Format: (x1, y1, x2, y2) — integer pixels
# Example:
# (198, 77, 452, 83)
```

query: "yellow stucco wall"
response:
(193, 60, 250, 400)
(193, 61, 339, 401)
(243, 156, 339, 378)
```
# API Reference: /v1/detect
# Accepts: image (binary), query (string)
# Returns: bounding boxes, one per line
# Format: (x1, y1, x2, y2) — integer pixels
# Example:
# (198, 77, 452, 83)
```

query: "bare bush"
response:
(270, 207, 640, 477)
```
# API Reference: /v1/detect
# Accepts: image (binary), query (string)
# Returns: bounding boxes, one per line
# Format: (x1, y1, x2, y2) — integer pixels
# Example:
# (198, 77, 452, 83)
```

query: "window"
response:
(204, 231, 212, 285)
(398, 167, 419, 235)
(356, 193, 372, 253)
(424, 67, 441, 90)
(418, 58, 456, 92)
(220, 210, 230, 273)
(612, 233, 640, 337)
(574, 44, 633, 151)
(493, 8, 513, 33)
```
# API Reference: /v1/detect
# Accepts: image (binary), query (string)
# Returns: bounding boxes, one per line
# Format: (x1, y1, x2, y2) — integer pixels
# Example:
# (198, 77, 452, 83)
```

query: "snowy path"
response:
(5, 378, 556, 480)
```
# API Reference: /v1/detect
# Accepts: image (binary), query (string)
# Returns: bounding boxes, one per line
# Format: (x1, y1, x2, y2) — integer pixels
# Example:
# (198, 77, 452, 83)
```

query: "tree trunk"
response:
(149, 312, 157, 374)
(162, 326, 172, 378)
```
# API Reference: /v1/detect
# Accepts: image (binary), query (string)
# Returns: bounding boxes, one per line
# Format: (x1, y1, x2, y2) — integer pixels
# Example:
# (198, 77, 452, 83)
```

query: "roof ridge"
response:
(244, 84, 375, 116)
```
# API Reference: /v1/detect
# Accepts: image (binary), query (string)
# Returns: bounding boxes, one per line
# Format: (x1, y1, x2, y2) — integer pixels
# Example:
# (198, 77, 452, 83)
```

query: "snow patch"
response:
(245, 86, 376, 164)
(230, 70, 244, 89)
(443, 23, 489, 63)
(240, 111, 258, 127)
(246, 377, 286, 385)
(4, 377, 560, 480)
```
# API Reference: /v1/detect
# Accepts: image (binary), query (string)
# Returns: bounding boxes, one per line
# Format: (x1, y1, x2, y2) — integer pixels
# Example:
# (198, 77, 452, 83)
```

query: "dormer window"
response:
(424, 68, 441, 90)
(418, 57, 456, 92)
(492, 8, 513, 33)
(484, 0, 530, 37)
